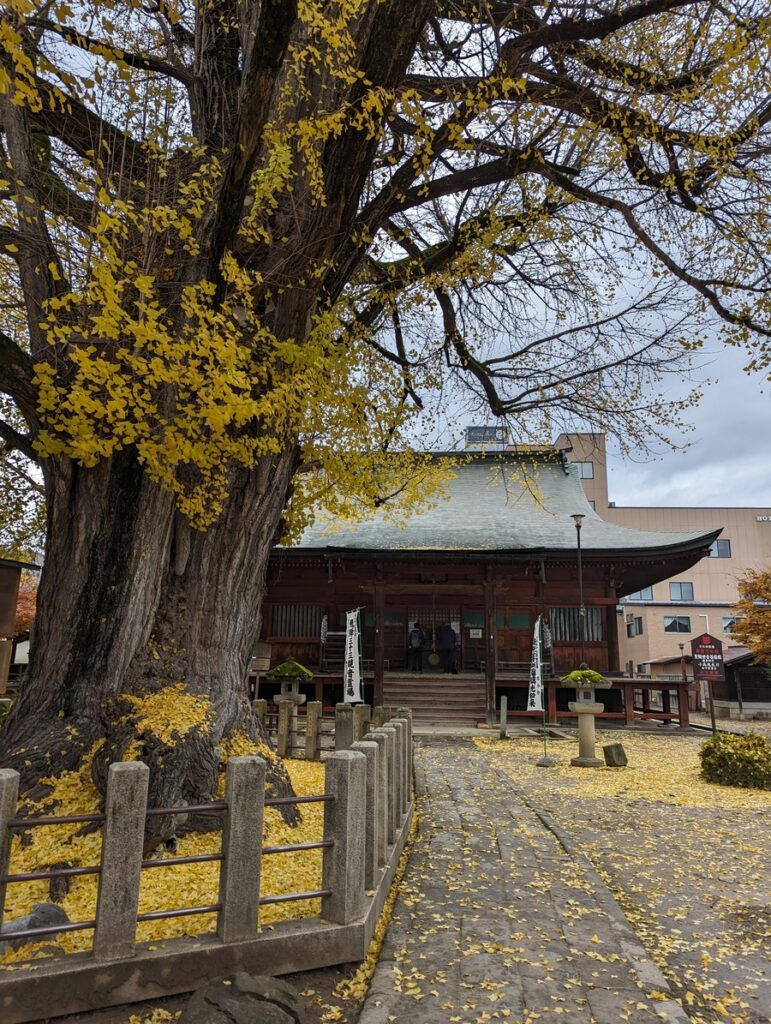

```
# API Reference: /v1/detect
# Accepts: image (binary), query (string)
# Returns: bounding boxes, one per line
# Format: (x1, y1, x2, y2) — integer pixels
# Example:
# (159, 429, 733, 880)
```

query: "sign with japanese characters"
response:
(526, 616, 543, 712)
(690, 633, 725, 682)
(343, 609, 363, 703)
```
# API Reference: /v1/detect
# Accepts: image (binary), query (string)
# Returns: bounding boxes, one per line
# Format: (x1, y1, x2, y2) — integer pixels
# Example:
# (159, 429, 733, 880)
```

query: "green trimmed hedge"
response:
(699, 731, 771, 791)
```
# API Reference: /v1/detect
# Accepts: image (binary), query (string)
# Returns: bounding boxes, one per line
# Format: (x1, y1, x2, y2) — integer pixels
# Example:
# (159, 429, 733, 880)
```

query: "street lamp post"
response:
(571, 514, 586, 663)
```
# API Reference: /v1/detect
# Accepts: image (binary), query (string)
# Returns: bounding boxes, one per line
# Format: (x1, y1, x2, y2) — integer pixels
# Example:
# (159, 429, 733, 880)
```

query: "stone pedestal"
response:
(275, 682, 306, 757)
(568, 701, 604, 767)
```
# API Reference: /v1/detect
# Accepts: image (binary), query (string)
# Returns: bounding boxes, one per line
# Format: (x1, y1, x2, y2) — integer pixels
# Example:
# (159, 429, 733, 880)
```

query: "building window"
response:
(272, 604, 323, 637)
(624, 587, 653, 601)
(721, 615, 744, 634)
(626, 616, 643, 638)
(550, 606, 603, 642)
(669, 582, 694, 601)
(587, 500, 596, 510)
(709, 539, 731, 558)
(574, 461, 594, 479)
(664, 615, 691, 633)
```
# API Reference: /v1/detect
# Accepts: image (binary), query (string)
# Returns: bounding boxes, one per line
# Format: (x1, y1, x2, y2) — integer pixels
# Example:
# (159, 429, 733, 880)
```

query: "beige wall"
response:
(554, 432, 609, 512)
(558, 433, 771, 673)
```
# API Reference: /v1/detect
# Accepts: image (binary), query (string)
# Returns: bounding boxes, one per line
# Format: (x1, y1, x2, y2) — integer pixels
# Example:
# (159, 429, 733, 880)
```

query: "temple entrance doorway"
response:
(407, 606, 461, 670)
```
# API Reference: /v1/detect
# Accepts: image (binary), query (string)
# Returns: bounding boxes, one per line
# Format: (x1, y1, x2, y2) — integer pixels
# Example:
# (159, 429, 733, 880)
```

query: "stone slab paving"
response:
(358, 738, 689, 1024)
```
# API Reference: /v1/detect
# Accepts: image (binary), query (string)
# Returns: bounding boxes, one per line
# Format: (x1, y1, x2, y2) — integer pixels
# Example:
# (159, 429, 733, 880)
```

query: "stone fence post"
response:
(353, 704, 371, 741)
(322, 751, 366, 924)
(365, 731, 388, 865)
(217, 756, 266, 943)
(305, 701, 322, 760)
(373, 705, 387, 728)
(252, 698, 267, 727)
(276, 700, 292, 757)
(334, 703, 354, 750)
(391, 719, 408, 817)
(378, 725, 399, 841)
(351, 740, 379, 890)
(93, 762, 149, 962)
(0, 768, 20, 932)
(396, 707, 413, 801)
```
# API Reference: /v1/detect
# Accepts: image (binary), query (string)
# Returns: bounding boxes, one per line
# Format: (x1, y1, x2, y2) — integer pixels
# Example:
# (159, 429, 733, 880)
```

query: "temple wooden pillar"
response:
(677, 685, 690, 728)
(483, 576, 496, 718)
(662, 688, 672, 720)
(373, 580, 385, 707)
(605, 604, 619, 672)
(547, 681, 558, 726)
(623, 682, 635, 725)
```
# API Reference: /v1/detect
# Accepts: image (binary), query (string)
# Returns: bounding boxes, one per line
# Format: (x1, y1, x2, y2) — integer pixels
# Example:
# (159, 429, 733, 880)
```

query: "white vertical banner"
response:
(343, 609, 363, 704)
(526, 615, 543, 712)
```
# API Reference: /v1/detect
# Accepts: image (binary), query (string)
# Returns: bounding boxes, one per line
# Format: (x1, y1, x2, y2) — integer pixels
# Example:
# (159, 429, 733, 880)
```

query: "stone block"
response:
(351, 740, 380, 890)
(378, 725, 399, 838)
(0, 768, 20, 931)
(179, 972, 305, 1024)
(305, 701, 321, 760)
(353, 704, 371, 741)
(366, 731, 390, 860)
(93, 761, 149, 962)
(603, 743, 628, 767)
(217, 757, 265, 943)
(335, 703, 355, 750)
(322, 751, 366, 924)
(276, 700, 292, 757)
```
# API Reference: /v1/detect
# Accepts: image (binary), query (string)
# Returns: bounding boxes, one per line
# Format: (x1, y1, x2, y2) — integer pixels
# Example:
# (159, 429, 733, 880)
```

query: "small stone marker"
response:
(179, 973, 306, 1024)
(603, 742, 628, 768)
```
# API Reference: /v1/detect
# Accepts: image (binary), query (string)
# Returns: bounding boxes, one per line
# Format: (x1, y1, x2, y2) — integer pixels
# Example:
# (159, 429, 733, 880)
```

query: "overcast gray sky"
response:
(606, 346, 771, 509)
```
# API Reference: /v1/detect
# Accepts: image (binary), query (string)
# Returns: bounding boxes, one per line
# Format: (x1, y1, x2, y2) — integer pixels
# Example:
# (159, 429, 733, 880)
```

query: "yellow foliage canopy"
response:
(0, 0, 770, 532)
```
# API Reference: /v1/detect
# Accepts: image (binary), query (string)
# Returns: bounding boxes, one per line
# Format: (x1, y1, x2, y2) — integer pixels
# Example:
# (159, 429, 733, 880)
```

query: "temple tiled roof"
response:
(290, 456, 718, 556)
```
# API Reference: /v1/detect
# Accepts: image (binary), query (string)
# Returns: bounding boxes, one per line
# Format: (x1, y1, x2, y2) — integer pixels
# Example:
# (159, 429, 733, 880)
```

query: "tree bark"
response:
(0, 443, 300, 843)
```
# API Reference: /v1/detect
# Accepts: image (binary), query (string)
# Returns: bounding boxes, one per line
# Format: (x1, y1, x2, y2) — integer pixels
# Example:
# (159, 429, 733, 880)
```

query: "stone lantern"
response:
(563, 667, 612, 768)
(265, 660, 312, 754)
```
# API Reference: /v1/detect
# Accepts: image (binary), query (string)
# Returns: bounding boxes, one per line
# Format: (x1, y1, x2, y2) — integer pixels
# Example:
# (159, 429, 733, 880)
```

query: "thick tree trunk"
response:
(0, 444, 300, 842)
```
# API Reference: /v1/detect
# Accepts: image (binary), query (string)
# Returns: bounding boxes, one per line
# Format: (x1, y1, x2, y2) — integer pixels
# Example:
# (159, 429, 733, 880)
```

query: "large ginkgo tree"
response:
(1, 0, 770, 826)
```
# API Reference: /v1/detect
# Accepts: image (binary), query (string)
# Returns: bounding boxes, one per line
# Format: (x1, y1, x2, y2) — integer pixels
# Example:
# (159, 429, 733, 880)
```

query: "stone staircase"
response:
(382, 675, 488, 725)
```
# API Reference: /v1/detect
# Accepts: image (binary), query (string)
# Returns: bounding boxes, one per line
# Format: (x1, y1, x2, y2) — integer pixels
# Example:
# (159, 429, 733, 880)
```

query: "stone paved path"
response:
(358, 738, 689, 1024)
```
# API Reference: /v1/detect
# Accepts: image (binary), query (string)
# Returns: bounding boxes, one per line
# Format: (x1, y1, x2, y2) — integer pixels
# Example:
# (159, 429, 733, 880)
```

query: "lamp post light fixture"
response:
(571, 514, 586, 663)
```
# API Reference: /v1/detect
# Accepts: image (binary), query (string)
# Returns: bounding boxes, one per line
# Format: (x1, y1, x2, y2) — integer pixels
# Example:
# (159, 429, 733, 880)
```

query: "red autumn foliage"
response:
(14, 574, 37, 635)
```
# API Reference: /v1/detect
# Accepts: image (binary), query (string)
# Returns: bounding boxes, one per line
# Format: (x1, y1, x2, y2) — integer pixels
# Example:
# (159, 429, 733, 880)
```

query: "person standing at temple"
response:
(408, 621, 425, 672)
(437, 622, 457, 674)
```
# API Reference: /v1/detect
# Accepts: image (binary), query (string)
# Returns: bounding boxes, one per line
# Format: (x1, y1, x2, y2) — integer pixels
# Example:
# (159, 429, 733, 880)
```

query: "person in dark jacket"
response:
(437, 623, 457, 674)
(408, 621, 425, 672)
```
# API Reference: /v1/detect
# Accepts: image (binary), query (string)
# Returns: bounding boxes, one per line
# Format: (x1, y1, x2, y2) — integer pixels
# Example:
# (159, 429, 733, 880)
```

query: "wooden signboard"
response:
(690, 632, 724, 733)
(690, 633, 725, 681)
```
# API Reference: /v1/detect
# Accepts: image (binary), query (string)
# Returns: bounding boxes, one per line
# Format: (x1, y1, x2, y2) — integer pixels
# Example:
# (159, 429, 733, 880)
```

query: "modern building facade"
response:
(556, 433, 771, 685)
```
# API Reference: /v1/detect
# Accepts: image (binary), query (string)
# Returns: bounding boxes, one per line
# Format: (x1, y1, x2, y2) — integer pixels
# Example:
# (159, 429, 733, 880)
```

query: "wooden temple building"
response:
(258, 450, 719, 726)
